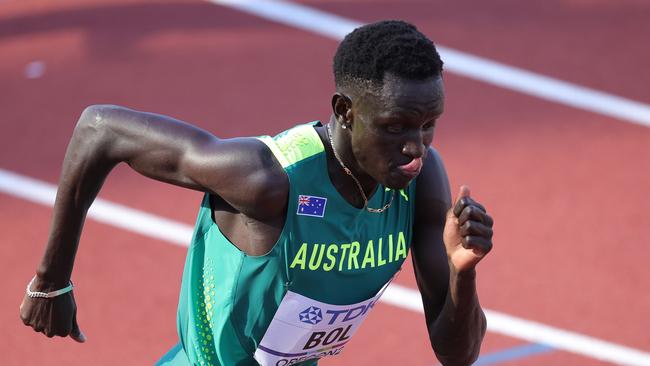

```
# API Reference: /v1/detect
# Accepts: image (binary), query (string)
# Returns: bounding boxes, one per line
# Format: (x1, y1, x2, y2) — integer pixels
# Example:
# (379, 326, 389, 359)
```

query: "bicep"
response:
(88, 104, 221, 189)
(82, 105, 286, 213)
(412, 148, 452, 326)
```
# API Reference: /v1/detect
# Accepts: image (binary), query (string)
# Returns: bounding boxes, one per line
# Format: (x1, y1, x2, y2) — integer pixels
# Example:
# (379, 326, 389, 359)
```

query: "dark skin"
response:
(20, 73, 493, 365)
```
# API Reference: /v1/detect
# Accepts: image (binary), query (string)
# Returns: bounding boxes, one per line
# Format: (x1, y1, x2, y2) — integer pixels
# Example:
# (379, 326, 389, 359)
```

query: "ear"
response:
(331, 93, 353, 124)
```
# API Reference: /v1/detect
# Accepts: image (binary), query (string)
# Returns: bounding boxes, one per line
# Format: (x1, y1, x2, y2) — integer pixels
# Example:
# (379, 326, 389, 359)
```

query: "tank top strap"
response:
(256, 121, 324, 170)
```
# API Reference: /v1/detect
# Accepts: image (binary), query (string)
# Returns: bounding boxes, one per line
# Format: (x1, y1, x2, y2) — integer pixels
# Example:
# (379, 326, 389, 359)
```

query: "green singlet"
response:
(156, 122, 415, 366)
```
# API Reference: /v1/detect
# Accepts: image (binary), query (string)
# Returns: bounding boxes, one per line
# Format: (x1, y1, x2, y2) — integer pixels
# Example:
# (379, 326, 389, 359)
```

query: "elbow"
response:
(464, 312, 487, 364)
(75, 105, 107, 140)
(69, 105, 123, 163)
(431, 311, 487, 366)
(73, 104, 125, 149)
(76, 104, 119, 133)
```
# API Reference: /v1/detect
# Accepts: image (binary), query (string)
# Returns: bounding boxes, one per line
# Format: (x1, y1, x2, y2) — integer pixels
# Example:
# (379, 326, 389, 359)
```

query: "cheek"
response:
(353, 136, 395, 173)
(422, 128, 435, 146)
(424, 130, 435, 145)
(357, 139, 399, 179)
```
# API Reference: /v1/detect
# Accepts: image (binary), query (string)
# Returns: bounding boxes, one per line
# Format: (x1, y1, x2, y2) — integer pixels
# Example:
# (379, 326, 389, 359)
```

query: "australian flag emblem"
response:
(296, 195, 327, 217)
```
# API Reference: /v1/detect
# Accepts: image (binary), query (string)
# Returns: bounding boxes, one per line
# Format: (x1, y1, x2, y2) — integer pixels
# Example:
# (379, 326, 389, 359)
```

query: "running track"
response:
(1, 0, 649, 365)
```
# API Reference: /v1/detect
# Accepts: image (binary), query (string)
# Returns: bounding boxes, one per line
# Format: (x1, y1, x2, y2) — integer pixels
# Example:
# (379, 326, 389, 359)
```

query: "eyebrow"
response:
(380, 106, 443, 120)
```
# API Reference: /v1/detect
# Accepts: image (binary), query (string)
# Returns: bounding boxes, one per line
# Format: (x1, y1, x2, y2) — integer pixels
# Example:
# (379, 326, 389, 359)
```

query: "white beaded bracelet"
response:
(26, 276, 74, 298)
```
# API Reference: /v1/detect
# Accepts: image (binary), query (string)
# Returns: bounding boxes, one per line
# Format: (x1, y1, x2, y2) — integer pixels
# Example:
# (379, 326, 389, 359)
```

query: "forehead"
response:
(357, 74, 444, 116)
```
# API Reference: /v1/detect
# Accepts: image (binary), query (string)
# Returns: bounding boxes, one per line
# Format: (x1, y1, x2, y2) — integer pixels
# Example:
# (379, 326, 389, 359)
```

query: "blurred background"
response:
(1, 0, 649, 365)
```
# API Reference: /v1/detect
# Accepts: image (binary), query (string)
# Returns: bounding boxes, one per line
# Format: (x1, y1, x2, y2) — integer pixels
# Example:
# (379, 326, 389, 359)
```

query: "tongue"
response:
(400, 158, 423, 172)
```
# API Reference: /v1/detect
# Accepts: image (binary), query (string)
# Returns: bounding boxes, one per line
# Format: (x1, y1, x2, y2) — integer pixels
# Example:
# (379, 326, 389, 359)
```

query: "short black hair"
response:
(333, 20, 443, 90)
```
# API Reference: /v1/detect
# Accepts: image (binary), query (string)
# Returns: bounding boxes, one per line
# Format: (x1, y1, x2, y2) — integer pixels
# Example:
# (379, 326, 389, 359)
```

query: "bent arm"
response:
(21, 105, 286, 340)
(36, 104, 285, 287)
(412, 148, 486, 366)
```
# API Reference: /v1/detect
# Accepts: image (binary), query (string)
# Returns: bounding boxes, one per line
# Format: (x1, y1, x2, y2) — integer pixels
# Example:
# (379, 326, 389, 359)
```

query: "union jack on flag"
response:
(296, 195, 327, 217)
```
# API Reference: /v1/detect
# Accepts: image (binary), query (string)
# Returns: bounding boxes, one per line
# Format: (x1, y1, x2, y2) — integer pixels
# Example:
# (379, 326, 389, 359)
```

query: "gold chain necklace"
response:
(326, 123, 395, 213)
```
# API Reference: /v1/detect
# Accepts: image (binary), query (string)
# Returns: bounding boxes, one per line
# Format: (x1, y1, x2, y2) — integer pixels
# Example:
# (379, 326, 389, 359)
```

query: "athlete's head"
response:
(331, 20, 445, 189)
(333, 20, 443, 94)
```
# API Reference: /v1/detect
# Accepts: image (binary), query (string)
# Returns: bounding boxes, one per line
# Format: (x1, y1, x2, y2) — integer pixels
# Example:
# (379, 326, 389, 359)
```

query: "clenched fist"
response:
(20, 276, 86, 342)
(443, 185, 494, 272)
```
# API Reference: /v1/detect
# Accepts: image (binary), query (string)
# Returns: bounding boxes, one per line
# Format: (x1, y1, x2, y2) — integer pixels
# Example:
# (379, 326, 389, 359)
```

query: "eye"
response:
(385, 124, 404, 134)
(422, 120, 436, 130)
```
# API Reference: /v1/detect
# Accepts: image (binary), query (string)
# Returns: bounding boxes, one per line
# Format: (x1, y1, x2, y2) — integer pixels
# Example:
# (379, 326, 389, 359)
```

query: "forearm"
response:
(430, 265, 486, 366)
(36, 108, 117, 288)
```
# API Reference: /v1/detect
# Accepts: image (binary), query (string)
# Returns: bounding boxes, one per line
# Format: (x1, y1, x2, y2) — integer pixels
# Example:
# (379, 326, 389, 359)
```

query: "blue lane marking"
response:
(472, 343, 556, 365)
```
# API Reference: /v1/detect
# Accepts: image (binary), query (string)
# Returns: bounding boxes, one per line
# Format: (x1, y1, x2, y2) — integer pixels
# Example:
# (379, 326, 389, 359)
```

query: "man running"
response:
(20, 20, 494, 365)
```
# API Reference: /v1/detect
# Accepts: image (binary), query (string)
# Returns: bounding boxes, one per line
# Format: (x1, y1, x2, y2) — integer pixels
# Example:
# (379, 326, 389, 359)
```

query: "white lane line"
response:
(0, 169, 192, 246)
(210, 0, 650, 128)
(382, 286, 650, 366)
(1, 168, 649, 365)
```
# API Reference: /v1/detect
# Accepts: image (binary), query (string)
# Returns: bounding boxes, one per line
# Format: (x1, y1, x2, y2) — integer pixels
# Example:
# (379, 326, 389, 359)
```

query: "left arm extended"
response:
(412, 148, 494, 366)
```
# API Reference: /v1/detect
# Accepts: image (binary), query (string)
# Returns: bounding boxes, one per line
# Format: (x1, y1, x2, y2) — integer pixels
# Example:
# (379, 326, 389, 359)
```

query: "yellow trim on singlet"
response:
(257, 123, 324, 168)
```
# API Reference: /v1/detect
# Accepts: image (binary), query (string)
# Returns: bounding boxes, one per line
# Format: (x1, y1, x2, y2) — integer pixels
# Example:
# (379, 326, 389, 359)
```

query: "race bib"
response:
(253, 281, 391, 366)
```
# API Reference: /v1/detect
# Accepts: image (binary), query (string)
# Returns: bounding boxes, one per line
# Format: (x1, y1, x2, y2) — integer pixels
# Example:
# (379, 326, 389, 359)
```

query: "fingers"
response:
(451, 184, 494, 256)
(460, 221, 493, 239)
(458, 205, 493, 227)
(20, 293, 85, 342)
(55, 307, 73, 337)
(33, 324, 45, 333)
(55, 321, 73, 338)
(452, 186, 471, 216)
(453, 186, 487, 218)
(461, 235, 493, 254)
(19, 298, 30, 326)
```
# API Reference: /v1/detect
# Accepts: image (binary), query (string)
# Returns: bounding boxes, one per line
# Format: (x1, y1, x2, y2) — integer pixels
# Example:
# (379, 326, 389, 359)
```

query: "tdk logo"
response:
(298, 300, 378, 326)
(299, 306, 323, 325)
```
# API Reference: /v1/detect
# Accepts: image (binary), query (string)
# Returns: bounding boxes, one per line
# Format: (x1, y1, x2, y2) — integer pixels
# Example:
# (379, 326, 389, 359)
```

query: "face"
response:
(343, 74, 445, 189)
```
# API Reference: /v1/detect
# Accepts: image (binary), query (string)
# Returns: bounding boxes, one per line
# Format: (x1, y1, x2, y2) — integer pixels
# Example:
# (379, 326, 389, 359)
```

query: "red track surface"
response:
(1, 0, 649, 365)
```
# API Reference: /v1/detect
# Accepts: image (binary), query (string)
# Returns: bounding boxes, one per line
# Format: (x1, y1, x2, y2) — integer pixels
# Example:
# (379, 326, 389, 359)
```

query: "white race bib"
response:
(253, 281, 391, 366)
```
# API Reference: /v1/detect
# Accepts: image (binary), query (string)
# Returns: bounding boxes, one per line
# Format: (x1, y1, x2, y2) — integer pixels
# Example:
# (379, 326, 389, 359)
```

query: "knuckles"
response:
(56, 328, 71, 337)
(460, 221, 474, 235)
(453, 197, 470, 217)
(459, 219, 494, 239)
(20, 297, 77, 340)
(462, 235, 493, 253)
(458, 204, 492, 226)
(20, 313, 30, 326)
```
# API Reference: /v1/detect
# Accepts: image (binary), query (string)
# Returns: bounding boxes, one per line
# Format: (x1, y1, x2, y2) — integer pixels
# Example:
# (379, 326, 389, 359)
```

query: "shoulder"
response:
(415, 147, 451, 224)
(210, 137, 289, 221)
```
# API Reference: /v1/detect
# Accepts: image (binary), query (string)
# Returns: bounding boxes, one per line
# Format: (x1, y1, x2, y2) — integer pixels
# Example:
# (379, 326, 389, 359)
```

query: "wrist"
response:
(449, 262, 477, 280)
(26, 275, 74, 298)
(448, 264, 478, 306)
(35, 266, 71, 290)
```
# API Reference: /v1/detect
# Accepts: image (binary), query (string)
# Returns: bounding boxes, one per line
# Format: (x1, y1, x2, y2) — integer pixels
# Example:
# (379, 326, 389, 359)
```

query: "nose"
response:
(401, 134, 426, 159)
